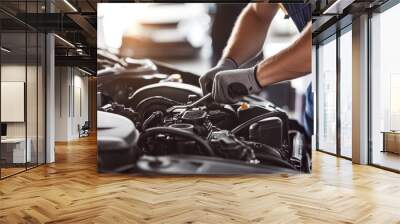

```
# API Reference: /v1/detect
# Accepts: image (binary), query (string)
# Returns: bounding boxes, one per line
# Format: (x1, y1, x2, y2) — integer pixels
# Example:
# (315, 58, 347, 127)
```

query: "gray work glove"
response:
(199, 58, 238, 94)
(212, 66, 262, 104)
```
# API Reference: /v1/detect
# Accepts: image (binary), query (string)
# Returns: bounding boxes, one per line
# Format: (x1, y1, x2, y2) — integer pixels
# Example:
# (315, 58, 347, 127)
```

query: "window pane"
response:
(1, 31, 28, 177)
(318, 38, 337, 154)
(371, 3, 400, 171)
(340, 30, 352, 158)
(27, 31, 38, 169)
(38, 33, 45, 165)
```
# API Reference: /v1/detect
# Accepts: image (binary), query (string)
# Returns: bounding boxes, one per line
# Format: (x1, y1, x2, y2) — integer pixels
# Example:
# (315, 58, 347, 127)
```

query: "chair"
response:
(79, 121, 90, 138)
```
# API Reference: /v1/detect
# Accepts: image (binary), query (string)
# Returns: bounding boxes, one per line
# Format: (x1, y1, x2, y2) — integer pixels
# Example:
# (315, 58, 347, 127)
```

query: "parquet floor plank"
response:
(1, 135, 400, 223)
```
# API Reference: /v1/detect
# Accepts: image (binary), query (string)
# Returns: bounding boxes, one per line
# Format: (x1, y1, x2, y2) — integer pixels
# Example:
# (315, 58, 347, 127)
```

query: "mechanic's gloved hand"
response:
(199, 58, 238, 94)
(212, 66, 262, 104)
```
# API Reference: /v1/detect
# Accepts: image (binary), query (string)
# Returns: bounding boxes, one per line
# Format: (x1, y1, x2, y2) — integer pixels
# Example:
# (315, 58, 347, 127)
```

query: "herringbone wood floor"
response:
(1, 135, 400, 224)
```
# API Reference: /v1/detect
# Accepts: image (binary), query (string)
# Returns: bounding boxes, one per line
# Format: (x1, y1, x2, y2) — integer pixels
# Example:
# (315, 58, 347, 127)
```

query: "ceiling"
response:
(0, 0, 99, 74)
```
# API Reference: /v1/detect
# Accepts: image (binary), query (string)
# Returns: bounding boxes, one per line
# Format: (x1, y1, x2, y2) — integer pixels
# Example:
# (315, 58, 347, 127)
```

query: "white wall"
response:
(1, 65, 26, 134)
(1, 65, 39, 138)
(1, 63, 46, 164)
(71, 73, 89, 138)
(55, 67, 89, 141)
(55, 67, 70, 141)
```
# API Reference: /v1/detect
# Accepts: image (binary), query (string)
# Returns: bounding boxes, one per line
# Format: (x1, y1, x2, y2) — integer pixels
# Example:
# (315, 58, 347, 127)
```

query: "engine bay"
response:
(97, 52, 311, 174)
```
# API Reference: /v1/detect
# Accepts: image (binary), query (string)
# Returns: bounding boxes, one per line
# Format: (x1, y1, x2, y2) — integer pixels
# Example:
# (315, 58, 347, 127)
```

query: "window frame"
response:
(367, 0, 400, 173)
(315, 22, 353, 160)
(0, 0, 47, 180)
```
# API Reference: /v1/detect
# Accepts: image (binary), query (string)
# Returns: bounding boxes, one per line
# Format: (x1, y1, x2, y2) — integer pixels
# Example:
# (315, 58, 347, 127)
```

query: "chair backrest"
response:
(82, 121, 90, 130)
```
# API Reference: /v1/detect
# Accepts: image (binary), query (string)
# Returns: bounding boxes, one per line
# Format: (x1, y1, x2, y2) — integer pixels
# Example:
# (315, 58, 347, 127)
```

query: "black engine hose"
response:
(142, 111, 164, 130)
(231, 111, 290, 145)
(136, 96, 181, 121)
(138, 127, 215, 156)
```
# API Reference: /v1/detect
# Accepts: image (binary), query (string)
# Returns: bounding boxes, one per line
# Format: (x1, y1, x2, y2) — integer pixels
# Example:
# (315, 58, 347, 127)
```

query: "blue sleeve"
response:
(303, 83, 314, 137)
(282, 4, 311, 32)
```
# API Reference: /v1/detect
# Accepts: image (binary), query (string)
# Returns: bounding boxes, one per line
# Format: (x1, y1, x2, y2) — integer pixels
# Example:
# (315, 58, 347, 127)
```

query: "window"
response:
(370, 2, 400, 171)
(0, 1, 46, 179)
(317, 37, 337, 154)
(339, 28, 352, 158)
(1, 30, 28, 177)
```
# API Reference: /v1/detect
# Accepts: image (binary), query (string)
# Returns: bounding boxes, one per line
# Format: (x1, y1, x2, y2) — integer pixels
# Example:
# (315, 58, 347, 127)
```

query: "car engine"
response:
(99, 89, 311, 174)
(97, 52, 311, 174)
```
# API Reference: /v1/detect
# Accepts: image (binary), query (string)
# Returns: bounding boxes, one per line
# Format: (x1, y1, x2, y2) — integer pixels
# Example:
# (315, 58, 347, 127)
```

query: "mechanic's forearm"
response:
(222, 4, 278, 65)
(256, 22, 312, 87)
